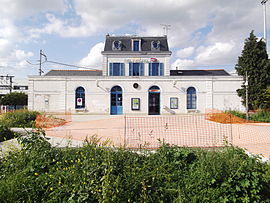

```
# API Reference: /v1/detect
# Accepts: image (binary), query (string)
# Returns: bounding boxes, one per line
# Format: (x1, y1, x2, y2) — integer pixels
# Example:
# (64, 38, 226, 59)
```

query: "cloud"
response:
(172, 41, 238, 69)
(176, 47, 195, 58)
(172, 59, 195, 70)
(195, 42, 235, 64)
(0, 0, 66, 20)
(78, 42, 104, 70)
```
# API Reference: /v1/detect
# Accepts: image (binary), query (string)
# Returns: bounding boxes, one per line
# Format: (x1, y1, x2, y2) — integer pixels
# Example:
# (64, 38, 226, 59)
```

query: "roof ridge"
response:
(50, 69, 102, 72)
(180, 69, 225, 71)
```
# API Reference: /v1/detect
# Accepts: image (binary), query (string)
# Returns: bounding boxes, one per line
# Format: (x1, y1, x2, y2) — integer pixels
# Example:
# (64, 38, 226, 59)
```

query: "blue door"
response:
(111, 86, 123, 115)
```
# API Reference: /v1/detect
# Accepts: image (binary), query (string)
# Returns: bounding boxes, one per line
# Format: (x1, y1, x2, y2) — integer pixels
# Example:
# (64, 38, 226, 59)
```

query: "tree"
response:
(262, 86, 270, 108)
(0, 92, 28, 107)
(235, 31, 270, 109)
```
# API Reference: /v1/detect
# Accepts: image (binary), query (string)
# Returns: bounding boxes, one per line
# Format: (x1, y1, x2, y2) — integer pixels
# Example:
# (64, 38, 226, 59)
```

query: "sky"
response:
(0, 0, 268, 78)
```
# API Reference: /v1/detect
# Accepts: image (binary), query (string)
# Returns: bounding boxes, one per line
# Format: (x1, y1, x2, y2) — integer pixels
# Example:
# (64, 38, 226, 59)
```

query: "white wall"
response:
(28, 75, 245, 114)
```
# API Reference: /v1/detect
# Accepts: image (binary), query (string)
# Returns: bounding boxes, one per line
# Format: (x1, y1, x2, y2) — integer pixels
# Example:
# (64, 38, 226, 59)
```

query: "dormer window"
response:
(112, 40, 122, 50)
(151, 40, 160, 51)
(132, 39, 140, 51)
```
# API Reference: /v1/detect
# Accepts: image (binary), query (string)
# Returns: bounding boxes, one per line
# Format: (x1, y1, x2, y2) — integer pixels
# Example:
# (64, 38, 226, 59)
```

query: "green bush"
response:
(250, 110, 270, 122)
(0, 133, 269, 203)
(0, 110, 40, 128)
(227, 110, 270, 122)
(0, 125, 15, 142)
(226, 110, 246, 119)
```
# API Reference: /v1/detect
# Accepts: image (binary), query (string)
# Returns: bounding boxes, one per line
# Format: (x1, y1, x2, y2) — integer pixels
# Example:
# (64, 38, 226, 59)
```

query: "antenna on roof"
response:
(160, 24, 171, 36)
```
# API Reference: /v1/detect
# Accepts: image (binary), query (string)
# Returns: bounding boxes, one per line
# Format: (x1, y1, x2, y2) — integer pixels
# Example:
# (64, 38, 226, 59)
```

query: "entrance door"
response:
(148, 86, 160, 115)
(111, 86, 123, 115)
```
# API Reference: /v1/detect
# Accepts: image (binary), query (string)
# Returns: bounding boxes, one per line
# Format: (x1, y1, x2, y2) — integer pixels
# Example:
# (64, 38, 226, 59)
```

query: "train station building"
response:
(28, 35, 244, 115)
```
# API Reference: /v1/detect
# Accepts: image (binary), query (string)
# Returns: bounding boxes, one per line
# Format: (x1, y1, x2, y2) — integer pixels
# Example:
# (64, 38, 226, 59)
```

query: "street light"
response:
(261, 0, 268, 51)
(245, 71, 249, 120)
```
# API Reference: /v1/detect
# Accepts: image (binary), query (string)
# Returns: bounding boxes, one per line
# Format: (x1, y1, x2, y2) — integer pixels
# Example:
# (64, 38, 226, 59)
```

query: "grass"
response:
(0, 130, 269, 202)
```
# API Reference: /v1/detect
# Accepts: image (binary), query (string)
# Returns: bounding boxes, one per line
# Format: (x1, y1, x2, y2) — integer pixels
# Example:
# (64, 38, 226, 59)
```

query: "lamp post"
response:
(261, 0, 268, 51)
(245, 71, 249, 120)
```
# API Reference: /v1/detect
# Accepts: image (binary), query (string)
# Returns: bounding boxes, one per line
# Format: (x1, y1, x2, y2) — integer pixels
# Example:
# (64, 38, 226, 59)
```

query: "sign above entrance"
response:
(125, 58, 159, 63)
(149, 89, 160, 93)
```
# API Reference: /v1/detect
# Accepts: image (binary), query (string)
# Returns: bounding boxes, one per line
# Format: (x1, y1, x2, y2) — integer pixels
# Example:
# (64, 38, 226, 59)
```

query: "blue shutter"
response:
(159, 63, 164, 76)
(149, 63, 152, 76)
(140, 63, 144, 76)
(109, 63, 113, 76)
(120, 63, 124, 76)
(129, 63, 132, 76)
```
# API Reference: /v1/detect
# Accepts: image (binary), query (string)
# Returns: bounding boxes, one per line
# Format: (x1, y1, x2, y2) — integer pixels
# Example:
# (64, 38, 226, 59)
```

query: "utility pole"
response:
(9, 75, 14, 93)
(261, 0, 268, 51)
(245, 71, 249, 120)
(39, 50, 47, 76)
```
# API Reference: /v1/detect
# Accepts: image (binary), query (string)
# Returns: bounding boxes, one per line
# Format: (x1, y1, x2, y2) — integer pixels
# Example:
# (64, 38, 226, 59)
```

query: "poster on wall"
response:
(131, 98, 140, 110)
(77, 98, 83, 106)
(170, 97, 178, 109)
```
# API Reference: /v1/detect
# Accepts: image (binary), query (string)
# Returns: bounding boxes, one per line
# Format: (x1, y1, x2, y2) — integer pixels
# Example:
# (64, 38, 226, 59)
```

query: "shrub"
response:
(226, 110, 246, 119)
(227, 110, 270, 122)
(250, 110, 270, 122)
(0, 125, 16, 142)
(0, 135, 269, 202)
(0, 110, 40, 128)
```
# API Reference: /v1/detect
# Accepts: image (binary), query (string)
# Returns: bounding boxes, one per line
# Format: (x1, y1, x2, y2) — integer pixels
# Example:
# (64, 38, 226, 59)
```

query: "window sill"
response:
(187, 109, 199, 113)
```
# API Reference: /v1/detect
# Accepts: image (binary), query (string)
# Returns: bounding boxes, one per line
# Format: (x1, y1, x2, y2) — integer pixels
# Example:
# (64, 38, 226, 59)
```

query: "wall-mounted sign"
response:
(131, 98, 140, 110)
(77, 98, 83, 106)
(170, 97, 178, 109)
(124, 58, 159, 63)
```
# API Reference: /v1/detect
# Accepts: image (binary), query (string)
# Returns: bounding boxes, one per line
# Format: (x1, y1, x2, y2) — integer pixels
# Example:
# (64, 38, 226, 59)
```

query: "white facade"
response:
(28, 75, 244, 114)
(28, 35, 245, 114)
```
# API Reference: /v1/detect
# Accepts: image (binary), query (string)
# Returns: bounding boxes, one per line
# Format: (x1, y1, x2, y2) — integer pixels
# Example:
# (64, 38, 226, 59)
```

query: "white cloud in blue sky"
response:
(0, 0, 267, 77)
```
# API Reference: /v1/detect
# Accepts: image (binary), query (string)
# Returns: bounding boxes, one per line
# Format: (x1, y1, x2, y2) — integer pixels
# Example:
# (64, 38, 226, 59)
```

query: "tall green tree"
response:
(0, 92, 28, 107)
(235, 31, 270, 109)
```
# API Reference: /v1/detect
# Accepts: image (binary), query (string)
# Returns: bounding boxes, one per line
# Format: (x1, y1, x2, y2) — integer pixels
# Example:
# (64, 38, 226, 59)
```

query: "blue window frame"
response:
(109, 63, 124, 76)
(75, 86, 85, 109)
(149, 63, 164, 76)
(187, 87, 196, 109)
(129, 63, 144, 76)
(133, 40, 140, 51)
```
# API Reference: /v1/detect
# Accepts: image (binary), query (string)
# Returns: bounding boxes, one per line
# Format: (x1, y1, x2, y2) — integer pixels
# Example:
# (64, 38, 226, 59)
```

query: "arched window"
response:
(75, 87, 85, 109)
(187, 87, 196, 109)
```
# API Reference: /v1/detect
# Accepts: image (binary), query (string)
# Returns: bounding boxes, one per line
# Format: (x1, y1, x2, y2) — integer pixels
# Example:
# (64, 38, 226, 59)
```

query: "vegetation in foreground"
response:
(0, 131, 270, 202)
(0, 110, 40, 128)
(227, 110, 270, 123)
(0, 125, 16, 142)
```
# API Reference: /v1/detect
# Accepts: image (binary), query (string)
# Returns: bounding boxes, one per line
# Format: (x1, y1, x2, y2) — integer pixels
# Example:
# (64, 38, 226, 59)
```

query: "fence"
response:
(39, 111, 270, 157)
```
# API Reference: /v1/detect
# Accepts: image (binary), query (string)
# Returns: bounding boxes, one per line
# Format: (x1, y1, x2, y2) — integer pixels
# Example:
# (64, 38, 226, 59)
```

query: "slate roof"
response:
(44, 70, 103, 76)
(170, 69, 230, 76)
(102, 35, 171, 53)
